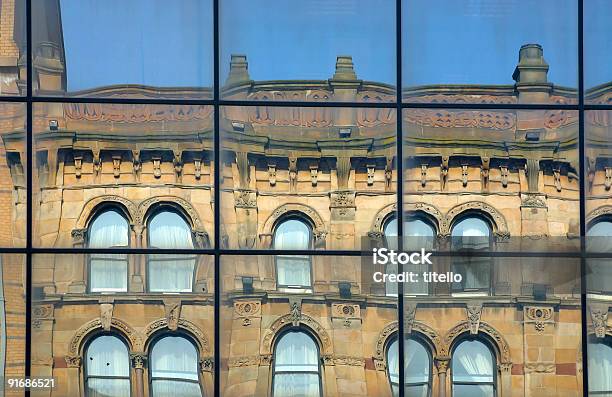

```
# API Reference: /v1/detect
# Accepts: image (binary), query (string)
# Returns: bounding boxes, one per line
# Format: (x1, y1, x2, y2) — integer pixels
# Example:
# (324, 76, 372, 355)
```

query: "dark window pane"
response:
(32, 0, 213, 98)
(402, 0, 577, 104)
(221, 0, 396, 102)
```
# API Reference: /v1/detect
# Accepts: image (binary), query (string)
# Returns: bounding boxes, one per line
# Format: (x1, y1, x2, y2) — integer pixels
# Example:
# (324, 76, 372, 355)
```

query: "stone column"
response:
(130, 224, 144, 292)
(130, 353, 147, 397)
(435, 357, 450, 397)
(499, 362, 513, 397)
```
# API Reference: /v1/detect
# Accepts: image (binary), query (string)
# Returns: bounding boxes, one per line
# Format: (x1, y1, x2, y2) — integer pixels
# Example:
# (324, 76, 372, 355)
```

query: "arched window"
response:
(88, 209, 129, 292)
(272, 331, 321, 397)
(274, 218, 312, 291)
(450, 216, 492, 294)
(147, 209, 196, 292)
(588, 338, 612, 395)
(387, 337, 431, 397)
(150, 335, 201, 397)
(383, 215, 435, 296)
(586, 220, 612, 294)
(84, 335, 130, 397)
(452, 339, 496, 397)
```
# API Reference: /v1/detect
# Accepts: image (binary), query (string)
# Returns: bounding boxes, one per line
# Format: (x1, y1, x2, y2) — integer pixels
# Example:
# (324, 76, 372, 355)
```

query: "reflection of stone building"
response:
(0, 1, 611, 397)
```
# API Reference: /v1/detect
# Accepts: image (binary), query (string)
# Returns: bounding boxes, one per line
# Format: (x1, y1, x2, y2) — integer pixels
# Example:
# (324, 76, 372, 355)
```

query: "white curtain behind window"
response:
(452, 340, 494, 395)
(273, 331, 320, 397)
(85, 335, 130, 397)
(148, 211, 196, 292)
(588, 342, 612, 394)
(387, 338, 430, 397)
(451, 218, 491, 291)
(274, 219, 312, 288)
(151, 336, 201, 397)
(88, 210, 129, 292)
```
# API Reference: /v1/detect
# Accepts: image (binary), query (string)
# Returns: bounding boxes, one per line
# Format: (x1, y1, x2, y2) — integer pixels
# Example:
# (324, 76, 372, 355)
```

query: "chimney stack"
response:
(225, 54, 251, 86)
(512, 44, 552, 103)
(332, 55, 358, 81)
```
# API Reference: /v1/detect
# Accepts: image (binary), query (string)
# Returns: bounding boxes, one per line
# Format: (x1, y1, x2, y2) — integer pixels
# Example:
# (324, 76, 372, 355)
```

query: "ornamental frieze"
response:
(64, 103, 213, 123)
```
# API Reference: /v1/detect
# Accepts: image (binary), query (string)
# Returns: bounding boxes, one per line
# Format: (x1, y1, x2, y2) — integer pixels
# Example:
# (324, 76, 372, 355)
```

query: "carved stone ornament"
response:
(385, 156, 393, 190)
(367, 164, 375, 186)
(587, 157, 596, 193)
(500, 165, 509, 188)
(92, 148, 101, 176)
(112, 155, 122, 178)
(289, 156, 298, 192)
(234, 189, 257, 209)
(435, 358, 450, 374)
(310, 164, 318, 186)
(466, 302, 483, 335)
(71, 228, 87, 246)
(74, 155, 83, 178)
(553, 167, 562, 192)
(234, 300, 262, 327)
(130, 353, 147, 369)
(200, 358, 214, 373)
(100, 302, 114, 331)
(606, 167, 612, 191)
(441, 321, 511, 363)
(228, 355, 260, 368)
(336, 156, 351, 190)
(330, 191, 356, 208)
(289, 298, 302, 326)
(524, 306, 554, 333)
(404, 302, 417, 334)
(65, 355, 81, 368)
(268, 163, 277, 186)
(173, 150, 183, 181)
(524, 362, 556, 374)
(440, 156, 449, 190)
(461, 165, 469, 187)
(481, 157, 490, 190)
(164, 299, 182, 331)
(521, 193, 547, 209)
(261, 312, 333, 357)
(421, 164, 427, 187)
(69, 318, 143, 357)
(590, 305, 609, 339)
(194, 158, 202, 180)
(132, 150, 141, 179)
(152, 157, 162, 178)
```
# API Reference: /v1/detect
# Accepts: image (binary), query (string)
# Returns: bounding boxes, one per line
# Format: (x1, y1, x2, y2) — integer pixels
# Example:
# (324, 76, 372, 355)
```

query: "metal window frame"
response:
(2, 0, 607, 396)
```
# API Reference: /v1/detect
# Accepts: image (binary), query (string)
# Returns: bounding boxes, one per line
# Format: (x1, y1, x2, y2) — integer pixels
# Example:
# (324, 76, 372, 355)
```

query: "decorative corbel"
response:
(289, 156, 298, 192)
(525, 158, 540, 192)
(74, 155, 83, 178)
(384, 156, 393, 191)
(461, 164, 469, 187)
(553, 166, 562, 192)
(466, 301, 483, 335)
(99, 299, 114, 331)
(587, 157, 596, 193)
(92, 148, 101, 178)
(366, 164, 375, 186)
(71, 228, 87, 247)
(336, 156, 351, 190)
(289, 298, 302, 326)
(404, 302, 417, 334)
(152, 157, 162, 179)
(605, 167, 612, 191)
(420, 164, 427, 187)
(268, 163, 277, 186)
(173, 150, 183, 182)
(112, 155, 122, 178)
(500, 165, 509, 188)
(481, 157, 490, 190)
(130, 353, 147, 370)
(194, 158, 202, 180)
(440, 156, 449, 190)
(310, 164, 318, 187)
(236, 152, 250, 188)
(132, 150, 141, 180)
(164, 298, 182, 331)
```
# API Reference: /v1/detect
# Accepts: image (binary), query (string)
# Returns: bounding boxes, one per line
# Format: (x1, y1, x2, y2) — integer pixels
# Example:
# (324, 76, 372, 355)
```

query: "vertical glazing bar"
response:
(25, 0, 33, 394)
(396, 1, 405, 397)
(213, 0, 221, 396)
(577, 0, 589, 396)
